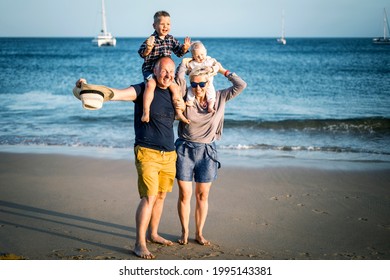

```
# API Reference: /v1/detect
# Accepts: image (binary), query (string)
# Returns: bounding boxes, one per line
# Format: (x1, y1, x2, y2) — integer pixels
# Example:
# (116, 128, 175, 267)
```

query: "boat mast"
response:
(281, 9, 285, 40)
(384, 8, 389, 40)
(101, 0, 108, 35)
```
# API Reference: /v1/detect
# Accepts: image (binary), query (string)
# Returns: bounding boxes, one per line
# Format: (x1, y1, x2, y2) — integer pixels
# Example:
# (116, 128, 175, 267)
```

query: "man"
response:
(76, 56, 179, 259)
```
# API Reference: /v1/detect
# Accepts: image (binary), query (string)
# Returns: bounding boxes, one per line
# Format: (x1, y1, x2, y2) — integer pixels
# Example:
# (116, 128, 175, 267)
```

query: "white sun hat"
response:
(73, 83, 114, 110)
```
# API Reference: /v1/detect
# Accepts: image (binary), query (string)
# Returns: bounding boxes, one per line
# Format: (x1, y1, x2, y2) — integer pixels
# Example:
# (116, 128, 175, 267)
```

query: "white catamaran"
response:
(92, 0, 116, 47)
(277, 10, 286, 45)
(373, 8, 390, 45)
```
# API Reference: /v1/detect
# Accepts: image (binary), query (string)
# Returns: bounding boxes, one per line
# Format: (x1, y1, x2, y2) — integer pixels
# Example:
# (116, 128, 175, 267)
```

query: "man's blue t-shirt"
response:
(133, 83, 175, 152)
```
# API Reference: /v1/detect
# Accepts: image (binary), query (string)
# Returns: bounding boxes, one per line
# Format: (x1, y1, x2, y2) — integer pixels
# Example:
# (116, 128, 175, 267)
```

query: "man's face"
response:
(154, 58, 175, 89)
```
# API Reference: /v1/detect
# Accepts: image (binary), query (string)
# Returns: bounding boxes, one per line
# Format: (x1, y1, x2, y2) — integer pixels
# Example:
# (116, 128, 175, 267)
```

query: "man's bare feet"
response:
(134, 243, 155, 259)
(148, 235, 174, 246)
(196, 235, 211, 246)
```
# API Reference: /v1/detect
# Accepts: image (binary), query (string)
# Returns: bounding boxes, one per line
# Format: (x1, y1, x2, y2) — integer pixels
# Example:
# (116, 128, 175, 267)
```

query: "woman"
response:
(175, 60, 247, 245)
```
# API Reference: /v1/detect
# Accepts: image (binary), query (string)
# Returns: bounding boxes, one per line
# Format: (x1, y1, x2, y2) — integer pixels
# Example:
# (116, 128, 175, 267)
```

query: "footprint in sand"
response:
(270, 194, 292, 201)
(312, 209, 329, 215)
(377, 224, 389, 230)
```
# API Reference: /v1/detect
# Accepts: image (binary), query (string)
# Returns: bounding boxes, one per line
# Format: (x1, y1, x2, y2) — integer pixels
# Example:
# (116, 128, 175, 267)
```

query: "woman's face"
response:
(190, 75, 209, 97)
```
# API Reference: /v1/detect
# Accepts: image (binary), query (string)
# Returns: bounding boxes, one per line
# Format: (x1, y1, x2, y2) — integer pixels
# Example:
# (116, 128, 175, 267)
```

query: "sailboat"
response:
(277, 10, 286, 45)
(373, 8, 390, 45)
(92, 0, 116, 47)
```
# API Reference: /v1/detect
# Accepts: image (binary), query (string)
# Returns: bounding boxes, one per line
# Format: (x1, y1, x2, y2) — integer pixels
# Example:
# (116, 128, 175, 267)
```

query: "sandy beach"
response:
(0, 152, 389, 260)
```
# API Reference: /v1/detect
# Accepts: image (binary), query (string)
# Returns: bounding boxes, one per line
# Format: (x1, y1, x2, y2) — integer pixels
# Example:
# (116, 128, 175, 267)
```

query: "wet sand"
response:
(0, 152, 389, 260)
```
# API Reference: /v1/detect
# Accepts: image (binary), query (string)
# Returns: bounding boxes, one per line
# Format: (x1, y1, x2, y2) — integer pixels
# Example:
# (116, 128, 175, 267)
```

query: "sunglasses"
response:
(190, 81, 208, 88)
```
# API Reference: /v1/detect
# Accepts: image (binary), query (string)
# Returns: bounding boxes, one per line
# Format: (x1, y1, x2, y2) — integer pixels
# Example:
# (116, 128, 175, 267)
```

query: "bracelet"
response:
(224, 70, 230, 77)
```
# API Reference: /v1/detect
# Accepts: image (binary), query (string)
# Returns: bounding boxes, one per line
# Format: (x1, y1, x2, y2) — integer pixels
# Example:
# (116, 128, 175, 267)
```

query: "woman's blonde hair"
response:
(189, 66, 210, 82)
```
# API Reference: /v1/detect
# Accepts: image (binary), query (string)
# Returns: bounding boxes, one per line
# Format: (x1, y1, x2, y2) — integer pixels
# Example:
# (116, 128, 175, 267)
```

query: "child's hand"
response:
(183, 37, 191, 52)
(146, 36, 155, 48)
(217, 62, 227, 75)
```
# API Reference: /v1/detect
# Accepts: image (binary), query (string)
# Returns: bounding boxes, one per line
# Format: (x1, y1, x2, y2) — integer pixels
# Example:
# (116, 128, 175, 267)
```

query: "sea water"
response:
(0, 38, 389, 168)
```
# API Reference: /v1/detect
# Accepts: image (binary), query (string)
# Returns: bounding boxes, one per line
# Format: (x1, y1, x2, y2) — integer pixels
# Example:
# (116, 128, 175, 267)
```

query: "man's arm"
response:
(75, 78, 137, 102)
(110, 86, 137, 101)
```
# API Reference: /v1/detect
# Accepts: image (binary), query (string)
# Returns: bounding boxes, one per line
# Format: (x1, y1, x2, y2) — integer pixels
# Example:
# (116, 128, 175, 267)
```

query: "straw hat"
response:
(73, 83, 114, 110)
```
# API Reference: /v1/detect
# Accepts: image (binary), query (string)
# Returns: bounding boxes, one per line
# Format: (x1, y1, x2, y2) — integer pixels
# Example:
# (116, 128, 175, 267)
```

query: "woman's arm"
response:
(216, 63, 247, 101)
(175, 61, 189, 98)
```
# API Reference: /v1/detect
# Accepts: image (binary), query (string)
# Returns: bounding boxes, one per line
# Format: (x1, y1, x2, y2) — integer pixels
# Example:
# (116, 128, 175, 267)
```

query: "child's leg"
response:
(206, 86, 216, 113)
(185, 91, 195, 107)
(207, 99, 216, 113)
(142, 78, 156, 122)
(170, 83, 190, 124)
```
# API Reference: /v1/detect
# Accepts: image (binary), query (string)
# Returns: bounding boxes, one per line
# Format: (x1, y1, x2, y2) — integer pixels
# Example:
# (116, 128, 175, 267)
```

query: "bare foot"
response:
(134, 243, 155, 259)
(196, 235, 211, 246)
(148, 235, 173, 246)
(178, 232, 188, 245)
(178, 239, 188, 245)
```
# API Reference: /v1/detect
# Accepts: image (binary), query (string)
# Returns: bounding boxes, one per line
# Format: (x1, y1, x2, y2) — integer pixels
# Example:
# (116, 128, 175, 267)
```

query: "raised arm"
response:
(216, 63, 247, 101)
(75, 78, 137, 102)
(139, 35, 155, 58)
(175, 61, 189, 98)
(110, 86, 137, 101)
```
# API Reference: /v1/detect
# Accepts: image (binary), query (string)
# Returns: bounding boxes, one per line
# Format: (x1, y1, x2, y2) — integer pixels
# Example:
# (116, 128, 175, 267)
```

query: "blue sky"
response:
(0, 0, 389, 37)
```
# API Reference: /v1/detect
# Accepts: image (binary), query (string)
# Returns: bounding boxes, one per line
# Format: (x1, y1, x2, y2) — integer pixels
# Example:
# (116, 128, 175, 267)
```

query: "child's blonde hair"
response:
(190, 41, 207, 55)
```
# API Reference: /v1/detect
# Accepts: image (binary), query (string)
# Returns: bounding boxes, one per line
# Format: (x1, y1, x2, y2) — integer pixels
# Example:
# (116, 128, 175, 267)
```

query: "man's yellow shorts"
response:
(134, 145, 177, 198)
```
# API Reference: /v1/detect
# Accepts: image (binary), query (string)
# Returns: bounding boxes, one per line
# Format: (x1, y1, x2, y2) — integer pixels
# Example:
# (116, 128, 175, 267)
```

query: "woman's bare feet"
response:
(178, 232, 188, 245)
(134, 243, 155, 259)
(196, 235, 211, 246)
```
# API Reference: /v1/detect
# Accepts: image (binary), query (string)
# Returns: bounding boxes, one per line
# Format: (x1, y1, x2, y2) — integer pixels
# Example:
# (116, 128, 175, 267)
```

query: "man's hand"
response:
(76, 78, 87, 88)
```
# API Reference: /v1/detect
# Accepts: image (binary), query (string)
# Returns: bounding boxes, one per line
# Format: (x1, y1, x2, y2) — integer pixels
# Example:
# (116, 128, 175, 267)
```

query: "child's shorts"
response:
(143, 71, 154, 82)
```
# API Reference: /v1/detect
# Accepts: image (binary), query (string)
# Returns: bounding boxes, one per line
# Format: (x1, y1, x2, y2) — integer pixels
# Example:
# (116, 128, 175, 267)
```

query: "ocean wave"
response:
(3, 91, 74, 111)
(219, 143, 390, 156)
(223, 117, 390, 134)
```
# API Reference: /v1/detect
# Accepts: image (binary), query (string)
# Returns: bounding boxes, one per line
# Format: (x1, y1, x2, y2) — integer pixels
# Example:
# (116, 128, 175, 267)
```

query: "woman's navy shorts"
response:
(175, 139, 221, 183)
